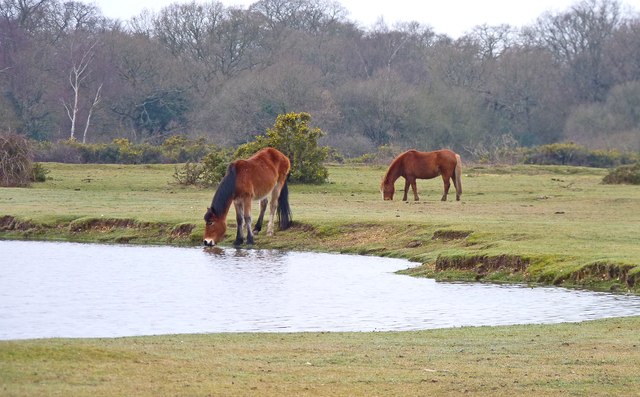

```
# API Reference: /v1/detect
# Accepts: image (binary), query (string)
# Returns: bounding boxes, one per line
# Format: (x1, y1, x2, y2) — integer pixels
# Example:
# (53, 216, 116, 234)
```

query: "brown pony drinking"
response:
(203, 147, 292, 246)
(381, 149, 462, 201)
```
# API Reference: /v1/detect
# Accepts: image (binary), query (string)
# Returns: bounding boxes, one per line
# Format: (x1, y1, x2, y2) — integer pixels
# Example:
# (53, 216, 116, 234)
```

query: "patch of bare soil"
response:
(68, 218, 138, 232)
(289, 222, 316, 233)
(432, 229, 473, 240)
(0, 215, 36, 231)
(171, 223, 195, 238)
(67, 218, 196, 240)
(572, 261, 638, 288)
(326, 224, 399, 250)
(435, 254, 530, 276)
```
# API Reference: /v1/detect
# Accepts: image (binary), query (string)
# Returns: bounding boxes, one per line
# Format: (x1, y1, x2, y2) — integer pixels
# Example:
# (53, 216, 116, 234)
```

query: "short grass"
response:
(2, 162, 640, 395)
(1, 162, 639, 290)
(1, 317, 639, 396)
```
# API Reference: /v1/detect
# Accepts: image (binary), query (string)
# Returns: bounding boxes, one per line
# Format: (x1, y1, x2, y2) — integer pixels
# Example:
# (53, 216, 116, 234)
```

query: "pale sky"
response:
(92, 0, 636, 38)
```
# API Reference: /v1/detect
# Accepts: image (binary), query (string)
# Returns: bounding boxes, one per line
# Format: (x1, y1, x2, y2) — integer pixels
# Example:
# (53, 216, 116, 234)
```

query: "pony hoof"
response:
(233, 239, 244, 246)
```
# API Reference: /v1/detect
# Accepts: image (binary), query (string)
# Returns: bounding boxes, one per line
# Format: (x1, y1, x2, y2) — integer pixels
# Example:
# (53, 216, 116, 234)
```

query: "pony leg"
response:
(266, 187, 279, 236)
(233, 201, 245, 245)
(404, 177, 419, 201)
(402, 178, 410, 201)
(253, 198, 268, 233)
(410, 178, 419, 201)
(441, 174, 451, 201)
(244, 200, 254, 245)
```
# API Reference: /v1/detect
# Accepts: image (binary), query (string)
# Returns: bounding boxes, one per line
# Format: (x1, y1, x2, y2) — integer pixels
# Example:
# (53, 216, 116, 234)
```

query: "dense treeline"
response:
(1, 0, 639, 156)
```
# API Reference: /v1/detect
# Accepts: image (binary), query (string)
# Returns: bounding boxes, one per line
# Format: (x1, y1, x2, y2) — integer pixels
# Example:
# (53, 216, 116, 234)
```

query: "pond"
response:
(2, 240, 640, 340)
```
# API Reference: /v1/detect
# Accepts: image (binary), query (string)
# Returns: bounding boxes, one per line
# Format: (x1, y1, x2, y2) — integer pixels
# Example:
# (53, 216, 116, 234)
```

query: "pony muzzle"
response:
(203, 238, 215, 247)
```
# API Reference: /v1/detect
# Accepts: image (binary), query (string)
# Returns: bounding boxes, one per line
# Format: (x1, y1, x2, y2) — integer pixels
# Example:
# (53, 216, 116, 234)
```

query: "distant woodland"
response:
(1, 0, 639, 156)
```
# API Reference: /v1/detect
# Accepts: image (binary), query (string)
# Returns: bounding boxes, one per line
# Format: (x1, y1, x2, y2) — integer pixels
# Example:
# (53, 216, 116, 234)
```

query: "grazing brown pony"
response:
(381, 149, 462, 201)
(203, 147, 292, 246)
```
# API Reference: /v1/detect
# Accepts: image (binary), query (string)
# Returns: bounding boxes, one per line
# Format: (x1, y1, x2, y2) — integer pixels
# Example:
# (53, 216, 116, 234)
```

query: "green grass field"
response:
(1, 318, 639, 396)
(2, 162, 639, 290)
(1, 162, 640, 396)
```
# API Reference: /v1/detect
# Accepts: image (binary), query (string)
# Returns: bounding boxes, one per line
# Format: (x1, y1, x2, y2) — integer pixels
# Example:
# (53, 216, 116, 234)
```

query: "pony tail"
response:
(454, 154, 462, 197)
(277, 177, 292, 230)
(211, 163, 237, 216)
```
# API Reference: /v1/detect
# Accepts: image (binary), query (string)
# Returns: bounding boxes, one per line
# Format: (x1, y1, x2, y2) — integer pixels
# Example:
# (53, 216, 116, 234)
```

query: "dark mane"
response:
(210, 163, 237, 216)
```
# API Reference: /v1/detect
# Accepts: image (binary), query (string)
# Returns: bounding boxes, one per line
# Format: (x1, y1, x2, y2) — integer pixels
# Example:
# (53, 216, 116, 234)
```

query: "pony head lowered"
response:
(380, 155, 403, 200)
(203, 207, 226, 246)
(380, 149, 462, 202)
(203, 147, 292, 247)
(380, 177, 395, 200)
(203, 164, 236, 246)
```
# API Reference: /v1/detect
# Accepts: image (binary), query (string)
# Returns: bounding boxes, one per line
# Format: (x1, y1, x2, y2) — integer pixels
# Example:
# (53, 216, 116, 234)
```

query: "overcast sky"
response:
(91, 0, 635, 38)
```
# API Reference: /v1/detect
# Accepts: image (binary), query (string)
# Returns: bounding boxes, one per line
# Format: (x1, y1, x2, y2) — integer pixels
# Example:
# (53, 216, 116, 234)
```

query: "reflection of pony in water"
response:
(381, 149, 462, 201)
(203, 147, 292, 247)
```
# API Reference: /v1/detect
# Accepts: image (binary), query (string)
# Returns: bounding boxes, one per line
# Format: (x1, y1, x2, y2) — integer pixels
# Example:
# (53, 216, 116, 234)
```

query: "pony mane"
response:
(383, 150, 410, 185)
(210, 163, 237, 216)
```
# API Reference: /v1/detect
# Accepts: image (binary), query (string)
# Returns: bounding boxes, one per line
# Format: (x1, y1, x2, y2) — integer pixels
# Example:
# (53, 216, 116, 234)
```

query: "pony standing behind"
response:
(381, 149, 462, 201)
(203, 147, 292, 247)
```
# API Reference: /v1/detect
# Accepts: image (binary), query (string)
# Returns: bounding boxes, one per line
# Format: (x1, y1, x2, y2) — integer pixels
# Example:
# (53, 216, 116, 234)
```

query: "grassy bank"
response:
(2, 162, 640, 395)
(1, 162, 639, 291)
(2, 317, 640, 396)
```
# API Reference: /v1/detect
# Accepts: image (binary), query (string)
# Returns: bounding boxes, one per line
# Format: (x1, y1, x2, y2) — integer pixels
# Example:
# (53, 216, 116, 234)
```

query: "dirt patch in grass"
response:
(0, 215, 37, 231)
(289, 221, 317, 233)
(67, 217, 198, 244)
(281, 222, 410, 254)
(435, 254, 530, 277)
(68, 217, 140, 232)
(424, 254, 639, 291)
(1, 215, 196, 245)
(432, 229, 473, 240)
(571, 261, 639, 290)
(170, 223, 195, 238)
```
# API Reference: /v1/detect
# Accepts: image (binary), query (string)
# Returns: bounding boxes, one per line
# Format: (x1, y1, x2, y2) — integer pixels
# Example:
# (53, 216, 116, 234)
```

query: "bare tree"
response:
(529, 0, 622, 101)
(61, 38, 103, 142)
(0, 0, 51, 32)
(468, 24, 517, 60)
(81, 82, 102, 143)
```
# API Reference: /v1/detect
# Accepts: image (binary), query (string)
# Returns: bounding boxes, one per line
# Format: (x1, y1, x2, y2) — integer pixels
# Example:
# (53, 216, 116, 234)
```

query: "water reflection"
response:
(1, 240, 640, 340)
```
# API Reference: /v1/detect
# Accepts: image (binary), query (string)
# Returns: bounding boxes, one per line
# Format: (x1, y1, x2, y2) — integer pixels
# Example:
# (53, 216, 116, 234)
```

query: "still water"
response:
(2, 240, 640, 340)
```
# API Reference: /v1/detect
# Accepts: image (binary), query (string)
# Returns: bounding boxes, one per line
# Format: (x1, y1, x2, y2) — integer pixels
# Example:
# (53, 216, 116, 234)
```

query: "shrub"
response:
(523, 143, 638, 168)
(235, 112, 329, 183)
(602, 163, 640, 185)
(173, 162, 204, 186)
(33, 135, 214, 164)
(162, 135, 210, 163)
(31, 162, 50, 182)
(523, 142, 586, 165)
(0, 132, 33, 187)
(172, 146, 233, 187)
(113, 138, 143, 163)
(199, 148, 234, 186)
(347, 144, 404, 165)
